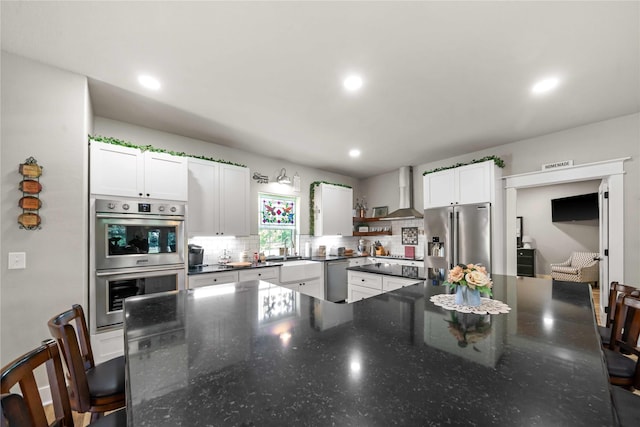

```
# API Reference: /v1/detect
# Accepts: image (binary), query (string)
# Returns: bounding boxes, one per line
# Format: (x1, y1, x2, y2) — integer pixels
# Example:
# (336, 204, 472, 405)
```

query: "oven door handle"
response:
(96, 265, 185, 276)
(96, 212, 184, 221)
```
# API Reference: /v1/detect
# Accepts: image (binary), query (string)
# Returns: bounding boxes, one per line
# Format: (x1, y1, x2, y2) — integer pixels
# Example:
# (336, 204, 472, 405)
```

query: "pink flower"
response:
(465, 270, 492, 289)
(448, 265, 465, 282)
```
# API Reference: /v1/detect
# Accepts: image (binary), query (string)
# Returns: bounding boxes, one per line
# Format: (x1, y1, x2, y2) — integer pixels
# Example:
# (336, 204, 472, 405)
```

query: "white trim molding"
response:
(503, 157, 630, 321)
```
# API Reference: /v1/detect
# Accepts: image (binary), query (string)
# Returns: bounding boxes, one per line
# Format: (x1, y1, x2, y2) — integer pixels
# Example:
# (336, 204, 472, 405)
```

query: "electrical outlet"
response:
(8, 252, 26, 269)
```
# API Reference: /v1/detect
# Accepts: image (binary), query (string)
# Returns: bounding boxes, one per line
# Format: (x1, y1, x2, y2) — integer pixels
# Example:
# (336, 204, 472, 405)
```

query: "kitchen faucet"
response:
(283, 238, 294, 260)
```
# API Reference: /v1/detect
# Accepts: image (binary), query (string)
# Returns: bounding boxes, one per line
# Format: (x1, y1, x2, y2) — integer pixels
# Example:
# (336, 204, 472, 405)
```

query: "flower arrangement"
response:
(444, 263, 493, 297)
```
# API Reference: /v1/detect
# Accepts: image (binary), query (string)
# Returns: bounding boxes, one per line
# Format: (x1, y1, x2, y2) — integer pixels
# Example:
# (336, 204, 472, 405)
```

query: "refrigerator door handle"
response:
(448, 210, 455, 269)
(454, 210, 460, 266)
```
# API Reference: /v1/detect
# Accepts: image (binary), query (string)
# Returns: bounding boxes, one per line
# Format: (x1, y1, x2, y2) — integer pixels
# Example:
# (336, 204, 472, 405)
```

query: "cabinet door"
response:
(90, 141, 143, 198)
(383, 277, 421, 292)
(423, 169, 455, 209)
(456, 162, 491, 205)
(348, 271, 382, 290)
(187, 159, 219, 236)
(298, 277, 324, 300)
(238, 267, 279, 283)
(316, 184, 353, 236)
(348, 284, 381, 302)
(144, 151, 188, 201)
(188, 271, 239, 289)
(219, 164, 250, 236)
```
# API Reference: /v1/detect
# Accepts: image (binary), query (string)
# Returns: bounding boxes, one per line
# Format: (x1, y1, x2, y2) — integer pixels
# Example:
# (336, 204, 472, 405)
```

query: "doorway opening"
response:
(504, 158, 629, 320)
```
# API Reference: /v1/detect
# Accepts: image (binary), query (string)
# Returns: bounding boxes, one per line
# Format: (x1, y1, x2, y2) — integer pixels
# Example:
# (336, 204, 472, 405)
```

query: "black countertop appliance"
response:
(188, 244, 204, 268)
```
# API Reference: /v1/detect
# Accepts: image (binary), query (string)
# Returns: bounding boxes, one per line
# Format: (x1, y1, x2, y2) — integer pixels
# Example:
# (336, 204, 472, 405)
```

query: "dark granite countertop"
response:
(123, 275, 615, 426)
(348, 262, 428, 280)
(188, 262, 283, 275)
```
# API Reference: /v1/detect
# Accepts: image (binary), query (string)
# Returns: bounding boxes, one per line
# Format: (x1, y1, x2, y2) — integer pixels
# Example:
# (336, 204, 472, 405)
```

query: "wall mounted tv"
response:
(551, 192, 599, 222)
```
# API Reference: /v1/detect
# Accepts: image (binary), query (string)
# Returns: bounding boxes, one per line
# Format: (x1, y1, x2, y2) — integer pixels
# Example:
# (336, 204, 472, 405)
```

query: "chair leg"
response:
(90, 411, 102, 422)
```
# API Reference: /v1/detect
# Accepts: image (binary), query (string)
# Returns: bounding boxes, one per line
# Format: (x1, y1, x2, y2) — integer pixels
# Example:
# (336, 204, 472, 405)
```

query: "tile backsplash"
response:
(189, 218, 424, 264)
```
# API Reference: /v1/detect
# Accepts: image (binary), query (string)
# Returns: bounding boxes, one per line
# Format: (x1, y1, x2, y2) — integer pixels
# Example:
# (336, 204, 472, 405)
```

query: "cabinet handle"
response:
(146, 193, 150, 197)
(361, 279, 365, 282)
(258, 273, 262, 276)
(139, 193, 143, 196)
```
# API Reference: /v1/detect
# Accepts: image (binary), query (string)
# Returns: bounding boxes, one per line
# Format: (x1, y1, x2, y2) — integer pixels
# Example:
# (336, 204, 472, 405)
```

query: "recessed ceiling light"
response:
(531, 77, 559, 95)
(343, 75, 363, 92)
(138, 74, 161, 90)
(349, 149, 361, 158)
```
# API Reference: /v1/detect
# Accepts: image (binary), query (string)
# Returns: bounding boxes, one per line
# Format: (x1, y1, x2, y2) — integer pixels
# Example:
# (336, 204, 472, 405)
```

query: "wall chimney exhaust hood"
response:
(381, 166, 423, 220)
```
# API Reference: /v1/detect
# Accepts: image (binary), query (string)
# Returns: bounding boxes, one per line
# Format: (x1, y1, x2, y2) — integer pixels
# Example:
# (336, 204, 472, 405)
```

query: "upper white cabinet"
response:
(187, 158, 250, 237)
(90, 141, 188, 201)
(314, 183, 353, 237)
(423, 160, 499, 209)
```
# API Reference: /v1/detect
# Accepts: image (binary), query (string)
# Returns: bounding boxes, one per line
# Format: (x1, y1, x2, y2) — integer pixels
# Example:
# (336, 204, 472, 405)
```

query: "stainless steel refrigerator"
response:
(424, 203, 491, 281)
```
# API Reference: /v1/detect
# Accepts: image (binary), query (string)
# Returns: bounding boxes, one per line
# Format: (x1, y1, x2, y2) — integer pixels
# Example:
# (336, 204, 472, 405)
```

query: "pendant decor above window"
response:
(261, 196, 296, 226)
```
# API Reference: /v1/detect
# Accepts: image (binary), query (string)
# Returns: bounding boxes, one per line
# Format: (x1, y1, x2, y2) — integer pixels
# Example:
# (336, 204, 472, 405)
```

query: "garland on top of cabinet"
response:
(89, 135, 247, 168)
(309, 181, 352, 236)
(422, 155, 505, 175)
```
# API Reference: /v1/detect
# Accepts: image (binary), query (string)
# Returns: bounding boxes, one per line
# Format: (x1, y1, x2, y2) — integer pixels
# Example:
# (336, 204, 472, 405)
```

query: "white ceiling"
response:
(2, 1, 639, 178)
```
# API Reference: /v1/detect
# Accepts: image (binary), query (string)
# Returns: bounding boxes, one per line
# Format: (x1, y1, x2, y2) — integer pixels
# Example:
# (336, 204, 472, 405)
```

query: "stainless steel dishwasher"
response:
(325, 260, 349, 302)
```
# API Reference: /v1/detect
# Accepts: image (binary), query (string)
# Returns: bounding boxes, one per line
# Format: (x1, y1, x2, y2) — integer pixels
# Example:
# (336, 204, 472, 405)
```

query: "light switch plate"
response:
(8, 252, 26, 269)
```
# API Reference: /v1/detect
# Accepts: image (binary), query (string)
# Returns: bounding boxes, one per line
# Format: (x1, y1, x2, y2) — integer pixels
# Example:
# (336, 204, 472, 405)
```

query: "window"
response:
(259, 194, 297, 257)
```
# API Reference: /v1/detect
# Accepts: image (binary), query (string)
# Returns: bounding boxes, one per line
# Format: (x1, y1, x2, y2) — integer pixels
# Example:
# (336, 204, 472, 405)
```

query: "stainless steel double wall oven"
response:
(92, 199, 186, 331)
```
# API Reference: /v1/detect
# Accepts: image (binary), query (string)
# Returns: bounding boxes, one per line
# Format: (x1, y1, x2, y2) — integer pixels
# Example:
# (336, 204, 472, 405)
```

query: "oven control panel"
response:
(95, 199, 185, 216)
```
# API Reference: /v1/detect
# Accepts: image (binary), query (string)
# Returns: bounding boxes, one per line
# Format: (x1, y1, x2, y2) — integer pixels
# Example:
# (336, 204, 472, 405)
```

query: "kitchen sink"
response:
(279, 259, 322, 283)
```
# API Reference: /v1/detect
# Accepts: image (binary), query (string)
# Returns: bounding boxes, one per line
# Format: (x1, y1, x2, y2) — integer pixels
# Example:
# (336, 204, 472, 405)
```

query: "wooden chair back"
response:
(605, 282, 640, 328)
(1, 339, 73, 427)
(609, 294, 640, 389)
(47, 304, 95, 413)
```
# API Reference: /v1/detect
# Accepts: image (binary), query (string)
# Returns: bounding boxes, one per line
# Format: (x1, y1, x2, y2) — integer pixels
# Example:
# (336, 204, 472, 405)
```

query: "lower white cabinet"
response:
(279, 261, 324, 299)
(383, 276, 421, 292)
(238, 267, 279, 283)
(281, 277, 324, 300)
(347, 271, 422, 302)
(188, 271, 240, 289)
(348, 257, 369, 267)
(91, 329, 125, 364)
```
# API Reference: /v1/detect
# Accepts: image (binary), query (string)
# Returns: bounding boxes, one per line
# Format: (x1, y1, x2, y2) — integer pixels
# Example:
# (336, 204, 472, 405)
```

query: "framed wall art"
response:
(402, 227, 418, 245)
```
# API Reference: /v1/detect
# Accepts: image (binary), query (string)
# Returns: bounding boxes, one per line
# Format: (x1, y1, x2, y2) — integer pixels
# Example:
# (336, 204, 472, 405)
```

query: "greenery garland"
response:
(89, 135, 247, 168)
(422, 155, 505, 175)
(309, 181, 353, 235)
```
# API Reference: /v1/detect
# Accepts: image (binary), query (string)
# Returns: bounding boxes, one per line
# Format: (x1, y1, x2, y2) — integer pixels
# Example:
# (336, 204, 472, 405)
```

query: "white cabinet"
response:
(347, 271, 382, 302)
(90, 141, 188, 201)
(347, 271, 422, 302)
(188, 271, 239, 289)
(187, 158, 250, 236)
(281, 277, 324, 300)
(423, 160, 497, 209)
(348, 257, 369, 267)
(238, 267, 279, 283)
(313, 183, 353, 236)
(349, 284, 381, 302)
(392, 259, 424, 268)
(279, 261, 324, 299)
(383, 276, 421, 292)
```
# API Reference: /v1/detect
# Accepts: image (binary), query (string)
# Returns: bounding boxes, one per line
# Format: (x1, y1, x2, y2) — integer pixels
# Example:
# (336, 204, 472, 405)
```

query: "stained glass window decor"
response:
(261, 197, 295, 226)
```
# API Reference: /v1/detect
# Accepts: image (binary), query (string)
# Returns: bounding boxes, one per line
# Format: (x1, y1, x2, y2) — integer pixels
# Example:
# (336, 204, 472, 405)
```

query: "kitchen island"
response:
(123, 275, 617, 426)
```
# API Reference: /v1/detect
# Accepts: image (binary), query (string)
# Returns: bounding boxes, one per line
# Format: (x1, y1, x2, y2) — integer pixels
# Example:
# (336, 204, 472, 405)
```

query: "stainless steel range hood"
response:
(381, 166, 423, 220)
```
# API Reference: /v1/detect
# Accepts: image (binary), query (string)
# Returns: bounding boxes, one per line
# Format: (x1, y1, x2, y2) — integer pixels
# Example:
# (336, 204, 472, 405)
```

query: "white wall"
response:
(518, 180, 600, 275)
(1, 52, 90, 367)
(360, 113, 638, 282)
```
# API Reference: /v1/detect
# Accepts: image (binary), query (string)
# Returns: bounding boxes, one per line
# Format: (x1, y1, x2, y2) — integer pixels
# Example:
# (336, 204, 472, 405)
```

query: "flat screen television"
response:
(551, 192, 599, 222)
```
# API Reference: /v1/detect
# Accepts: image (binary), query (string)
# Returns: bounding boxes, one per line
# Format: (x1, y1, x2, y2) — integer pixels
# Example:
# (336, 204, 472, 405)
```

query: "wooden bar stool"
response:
(604, 294, 640, 390)
(599, 282, 640, 347)
(48, 304, 125, 422)
(1, 339, 126, 427)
